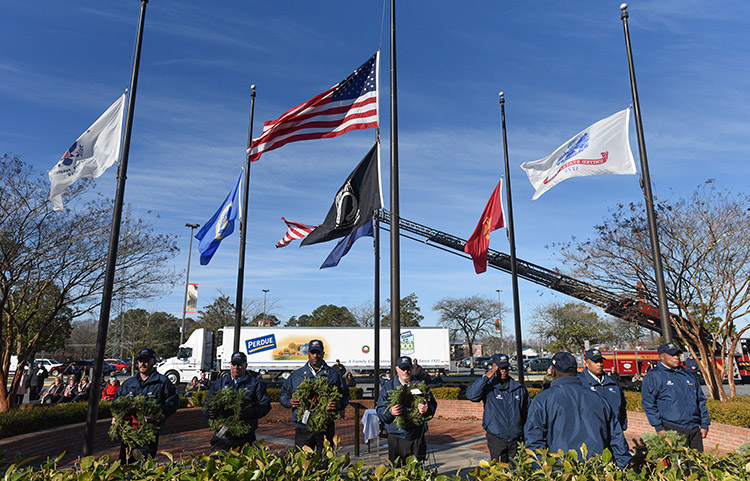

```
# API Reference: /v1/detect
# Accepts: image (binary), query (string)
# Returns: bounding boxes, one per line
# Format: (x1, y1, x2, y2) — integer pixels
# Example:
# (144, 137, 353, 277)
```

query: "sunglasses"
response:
(231, 361, 245, 366)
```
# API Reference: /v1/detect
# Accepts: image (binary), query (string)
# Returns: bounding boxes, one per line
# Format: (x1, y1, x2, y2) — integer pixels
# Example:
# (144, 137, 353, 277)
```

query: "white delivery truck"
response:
(157, 326, 450, 384)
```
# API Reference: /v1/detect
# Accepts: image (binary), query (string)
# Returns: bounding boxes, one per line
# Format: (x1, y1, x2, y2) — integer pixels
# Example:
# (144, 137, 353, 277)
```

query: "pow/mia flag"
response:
(301, 142, 382, 246)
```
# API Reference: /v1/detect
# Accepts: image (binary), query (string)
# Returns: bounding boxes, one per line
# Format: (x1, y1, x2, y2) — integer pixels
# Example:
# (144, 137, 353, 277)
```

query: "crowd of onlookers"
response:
(12, 360, 122, 406)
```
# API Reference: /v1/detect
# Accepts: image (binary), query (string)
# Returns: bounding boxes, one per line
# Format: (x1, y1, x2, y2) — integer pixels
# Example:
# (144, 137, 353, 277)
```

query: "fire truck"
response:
(376, 210, 747, 383)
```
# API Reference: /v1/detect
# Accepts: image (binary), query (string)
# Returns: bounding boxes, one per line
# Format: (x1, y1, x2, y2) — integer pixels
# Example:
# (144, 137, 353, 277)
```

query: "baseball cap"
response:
(658, 343, 682, 356)
(397, 356, 412, 369)
(308, 339, 324, 353)
(584, 349, 606, 362)
(136, 348, 157, 361)
(551, 352, 578, 373)
(230, 351, 247, 364)
(491, 354, 510, 369)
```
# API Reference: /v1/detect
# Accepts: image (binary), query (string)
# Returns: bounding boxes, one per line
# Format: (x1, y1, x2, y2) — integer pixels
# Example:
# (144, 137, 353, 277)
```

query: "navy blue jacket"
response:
(376, 377, 437, 440)
(524, 376, 631, 469)
(202, 372, 271, 435)
(114, 370, 179, 422)
(280, 361, 349, 428)
(641, 362, 710, 432)
(578, 369, 628, 431)
(466, 375, 529, 442)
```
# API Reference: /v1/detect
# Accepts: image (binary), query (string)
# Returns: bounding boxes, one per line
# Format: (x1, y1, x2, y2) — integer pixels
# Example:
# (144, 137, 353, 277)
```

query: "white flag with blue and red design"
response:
(521, 108, 636, 200)
(48, 93, 126, 210)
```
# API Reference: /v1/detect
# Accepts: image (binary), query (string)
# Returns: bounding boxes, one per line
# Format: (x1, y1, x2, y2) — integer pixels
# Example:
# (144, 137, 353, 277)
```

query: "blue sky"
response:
(2, 1, 750, 338)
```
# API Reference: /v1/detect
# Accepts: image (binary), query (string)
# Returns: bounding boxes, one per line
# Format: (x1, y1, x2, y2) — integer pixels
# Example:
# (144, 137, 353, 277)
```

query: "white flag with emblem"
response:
(48, 93, 126, 210)
(521, 108, 636, 200)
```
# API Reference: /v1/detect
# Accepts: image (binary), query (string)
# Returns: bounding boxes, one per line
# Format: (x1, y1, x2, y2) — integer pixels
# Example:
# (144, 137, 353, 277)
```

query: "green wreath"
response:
(203, 387, 255, 438)
(108, 395, 165, 449)
(385, 381, 433, 430)
(293, 376, 343, 433)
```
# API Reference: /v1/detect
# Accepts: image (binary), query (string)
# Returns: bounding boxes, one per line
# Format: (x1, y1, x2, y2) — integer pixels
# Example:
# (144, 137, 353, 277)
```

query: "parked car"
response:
(34, 358, 64, 375)
(524, 357, 552, 373)
(458, 356, 492, 369)
(105, 359, 131, 374)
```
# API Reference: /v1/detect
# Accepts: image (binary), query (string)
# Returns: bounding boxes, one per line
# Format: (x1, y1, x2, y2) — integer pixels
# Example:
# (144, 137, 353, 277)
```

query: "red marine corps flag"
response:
(464, 179, 506, 274)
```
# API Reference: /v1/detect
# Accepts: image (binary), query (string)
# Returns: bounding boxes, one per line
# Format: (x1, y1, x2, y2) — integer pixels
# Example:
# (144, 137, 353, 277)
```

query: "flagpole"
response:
(499, 93, 525, 384)
(620, 4, 672, 342)
(389, 0, 401, 372)
(234, 85, 256, 353)
(181, 223, 199, 344)
(83, 0, 148, 456)
(373, 211, 381, 401)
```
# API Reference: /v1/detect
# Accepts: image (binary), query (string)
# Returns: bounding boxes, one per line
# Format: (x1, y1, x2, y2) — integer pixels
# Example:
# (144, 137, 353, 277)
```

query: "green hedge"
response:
(348, 387, 363, 399)
(0, 398, 193, 441)
(0, 401, 112, 440)
(431, 387, 460, 400)
(625, 391, 750, 428)
(5, 435, 750, 480)
(267, 388, 281, 402)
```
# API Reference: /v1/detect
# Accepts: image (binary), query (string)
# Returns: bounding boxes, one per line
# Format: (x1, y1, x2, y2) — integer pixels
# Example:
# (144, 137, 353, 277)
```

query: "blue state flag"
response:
(320, 220, 374, 269)
(195, 170, 243, 265)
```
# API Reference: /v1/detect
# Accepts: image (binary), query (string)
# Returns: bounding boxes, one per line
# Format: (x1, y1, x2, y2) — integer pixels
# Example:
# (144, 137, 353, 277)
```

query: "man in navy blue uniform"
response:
(578, 349, 628, 431)
(114, 348, 179, 462)
(466, 353, 529, 463)
(525, 352, 631, 469)
(280, 339, 349, 451)
(203, 351, 271, 451)
(641, 342, 710, 451)
(376, 356, 437, 464)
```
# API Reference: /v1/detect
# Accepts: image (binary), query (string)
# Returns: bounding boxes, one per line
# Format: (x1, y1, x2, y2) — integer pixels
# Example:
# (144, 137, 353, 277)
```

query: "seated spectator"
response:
(101, 377, 120, 401)
(185, 376, 201, 396)
(60, 376, 78, 403)
(345, 372, 357, 387)
(41, 376, 65, 404)
(71, 376, 91, 402)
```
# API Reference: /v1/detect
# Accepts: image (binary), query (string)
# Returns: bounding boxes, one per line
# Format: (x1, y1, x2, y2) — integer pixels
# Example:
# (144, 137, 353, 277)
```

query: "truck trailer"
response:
(157, 326, 450, 384)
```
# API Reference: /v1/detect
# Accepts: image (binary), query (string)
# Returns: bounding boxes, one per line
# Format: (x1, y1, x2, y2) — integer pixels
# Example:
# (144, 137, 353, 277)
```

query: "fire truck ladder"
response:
(377, 209, 677, 339)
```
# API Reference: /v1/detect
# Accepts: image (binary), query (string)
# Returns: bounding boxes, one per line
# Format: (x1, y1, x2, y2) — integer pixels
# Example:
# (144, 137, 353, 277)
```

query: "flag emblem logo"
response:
(556, 133, 589, 167)
(334, 180, 360, 229)
(215, 203, 234, 240)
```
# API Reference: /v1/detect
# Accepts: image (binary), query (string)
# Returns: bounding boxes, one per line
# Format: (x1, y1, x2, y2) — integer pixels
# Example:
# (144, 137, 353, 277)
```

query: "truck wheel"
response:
(166, 371, 180, 385)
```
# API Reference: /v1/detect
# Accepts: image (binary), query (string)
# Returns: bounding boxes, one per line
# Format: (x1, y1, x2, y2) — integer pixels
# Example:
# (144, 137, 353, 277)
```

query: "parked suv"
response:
(34, 358, 63, 375)
(524, 357, 552, 372)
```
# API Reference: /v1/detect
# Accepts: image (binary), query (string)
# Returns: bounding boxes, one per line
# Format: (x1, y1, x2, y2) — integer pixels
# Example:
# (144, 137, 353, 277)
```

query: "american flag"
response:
(247, 52, 379, 162)
(276, 217, 318, 248)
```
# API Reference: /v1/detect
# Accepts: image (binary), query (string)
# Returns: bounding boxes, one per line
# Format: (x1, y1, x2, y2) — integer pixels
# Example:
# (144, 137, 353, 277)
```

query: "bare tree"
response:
(434, 295, 497, 375)
(0, 154, 180, 411)
(556, 181, 750, 400)
(350, 300, 387, 328)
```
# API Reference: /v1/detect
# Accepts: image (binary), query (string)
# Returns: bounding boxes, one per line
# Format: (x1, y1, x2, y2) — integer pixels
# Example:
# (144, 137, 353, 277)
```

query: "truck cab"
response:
(157, 328, 214, 384)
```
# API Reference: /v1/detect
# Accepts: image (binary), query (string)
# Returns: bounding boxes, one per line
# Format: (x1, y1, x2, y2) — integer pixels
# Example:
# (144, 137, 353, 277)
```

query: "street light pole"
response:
(181, 223, 199, 345)
(495, 289, 503, 340)
(262, 289, 269, 326)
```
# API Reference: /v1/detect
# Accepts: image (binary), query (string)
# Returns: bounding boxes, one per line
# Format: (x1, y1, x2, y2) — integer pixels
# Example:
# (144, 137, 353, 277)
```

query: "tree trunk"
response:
(0, 372, 11, 412)
(468, 342, 475, 376)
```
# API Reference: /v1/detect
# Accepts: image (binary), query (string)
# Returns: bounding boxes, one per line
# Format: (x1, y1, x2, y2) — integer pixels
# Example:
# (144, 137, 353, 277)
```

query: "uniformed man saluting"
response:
(525, 351, 631, 469)
(578, 348, 628, 431)
(641, 343, 710, 451)
(466, 353, 529, 463)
